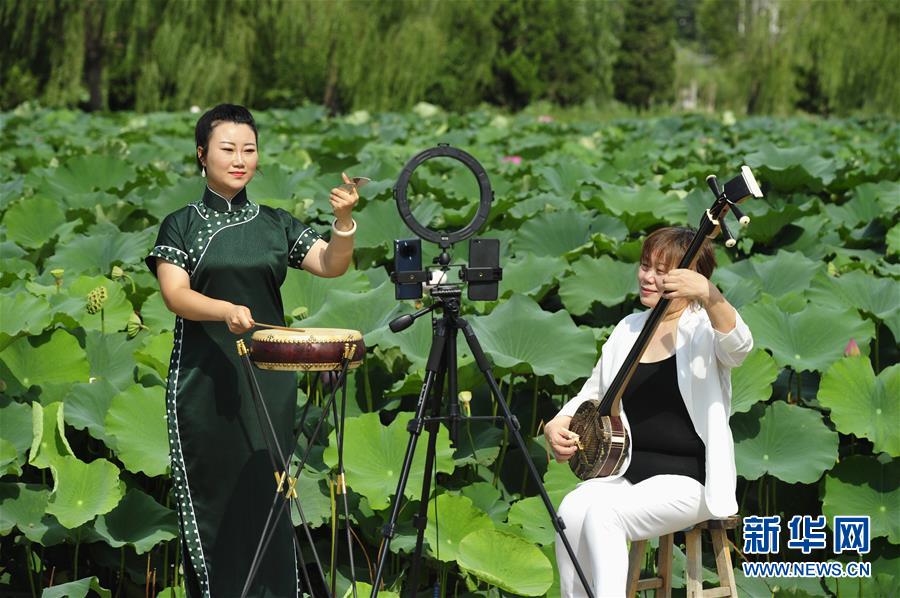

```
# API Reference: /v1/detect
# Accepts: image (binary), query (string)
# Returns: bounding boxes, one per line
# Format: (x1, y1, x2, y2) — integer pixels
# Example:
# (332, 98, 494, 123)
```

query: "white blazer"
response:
(558, 304, 754, 517)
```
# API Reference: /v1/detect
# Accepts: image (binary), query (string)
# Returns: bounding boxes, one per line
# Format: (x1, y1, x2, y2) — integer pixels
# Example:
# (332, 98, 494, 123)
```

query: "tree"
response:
(613, 0, 677, 110)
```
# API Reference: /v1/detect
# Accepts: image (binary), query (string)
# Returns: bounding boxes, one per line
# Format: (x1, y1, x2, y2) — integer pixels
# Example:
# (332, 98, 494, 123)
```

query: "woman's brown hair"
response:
(640, 226, 716, 279)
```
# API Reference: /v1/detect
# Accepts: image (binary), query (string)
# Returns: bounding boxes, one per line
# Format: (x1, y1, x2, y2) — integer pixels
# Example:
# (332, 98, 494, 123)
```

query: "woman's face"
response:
(637, 254, 684, 311)
(199, 122, 258, 198)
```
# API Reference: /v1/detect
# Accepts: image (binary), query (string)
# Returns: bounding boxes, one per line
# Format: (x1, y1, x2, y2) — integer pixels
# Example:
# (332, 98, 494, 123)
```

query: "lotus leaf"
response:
(45, 227, 155, 277)
(458, 482, 510, 524)
(0, 400, 33, 474)
(424, 493, 494, 562)
(456, 528, 553, 596)
(500, 254, 569, 300)
(741, 297, 875, 373)
(29, 402, 75, 470)
(92, 488, 177, 553)
(535, 161, 595, 200)
(46, 455, 124, 529)
(1, 330, 89, 396)
(542, 459, 581, 507)
(343, 583, 398, 598)
(4, 195, 65, 249)
(732, 402, 838, 483)
(558, 255, 636, 314)
(591, 182, 688, 231)
(511, 210, 592, 257)
(281, 267, 371, 321)
(300, 281, 404, 343)
(714, 251, 822, 303)
(740, 196, 809, 244)
(507, 496, 555, 545)
(822, 187, 882, 231)
(352, 198, 442, 252)
(0, 291, 53, 347)
(823, 456, 899, 544)
(41, 576, 111, 598)
(133, 331, 174, 379)
(104, 385, 168, 476)
(818, 358, 899, 456)
(85, 331, 136, 391)
(322, 412, 454, 510)
(42, 154, 136, 199)
(0, 483, 48, 535)
(807, 270, 900, 341)
(143, 176, 207, 220)
(0, 482, 69, 545)
(62, 380, 116, 444)
(247, 165, 304, 202)
(62, 275, 135, 334)
(730, 349, 779, 414)
(887, 223, 900, 256)
(452, 423, 503, 467)
(850, 180, 899, 215)
(289, 474, 332, 529)
(744, 144, 836, 191)
(468, 294, 596, 385)
(139, 292, 175, 333)
(507, 192, 572, 221)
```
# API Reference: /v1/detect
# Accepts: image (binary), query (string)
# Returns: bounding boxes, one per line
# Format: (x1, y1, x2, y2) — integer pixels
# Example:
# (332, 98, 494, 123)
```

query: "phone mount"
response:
(390, 145, 502, 302)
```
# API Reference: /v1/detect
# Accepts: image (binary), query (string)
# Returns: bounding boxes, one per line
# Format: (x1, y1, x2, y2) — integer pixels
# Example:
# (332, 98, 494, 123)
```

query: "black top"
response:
(622, 354, 706, 485)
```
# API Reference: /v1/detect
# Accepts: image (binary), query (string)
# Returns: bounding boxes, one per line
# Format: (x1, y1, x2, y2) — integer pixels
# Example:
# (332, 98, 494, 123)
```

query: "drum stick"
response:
(255, 322, 305, 332)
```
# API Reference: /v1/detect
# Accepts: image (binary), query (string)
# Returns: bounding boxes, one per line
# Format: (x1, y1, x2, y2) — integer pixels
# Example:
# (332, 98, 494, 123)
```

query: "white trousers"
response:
(555, 474, 714, 598)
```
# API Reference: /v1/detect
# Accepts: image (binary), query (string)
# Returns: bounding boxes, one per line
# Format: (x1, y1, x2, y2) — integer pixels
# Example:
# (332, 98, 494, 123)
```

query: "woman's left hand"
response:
(659, 268, 719, 307)
(330, 172, 360, 229)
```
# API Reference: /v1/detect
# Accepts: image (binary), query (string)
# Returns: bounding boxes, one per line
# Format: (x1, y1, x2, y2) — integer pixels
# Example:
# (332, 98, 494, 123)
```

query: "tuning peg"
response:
(728, 201, 751, 227)
(706, 175, 722, 198)
(720, 217, 737, 248)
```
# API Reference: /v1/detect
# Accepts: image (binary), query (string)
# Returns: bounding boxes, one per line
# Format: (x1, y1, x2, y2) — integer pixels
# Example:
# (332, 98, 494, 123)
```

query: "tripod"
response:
(236, 340, 359, 598)
(369, 286, 594, 598)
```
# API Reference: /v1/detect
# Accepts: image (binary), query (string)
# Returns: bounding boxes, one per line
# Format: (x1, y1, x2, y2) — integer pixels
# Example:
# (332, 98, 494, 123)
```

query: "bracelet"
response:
(331, 218, 357, 238)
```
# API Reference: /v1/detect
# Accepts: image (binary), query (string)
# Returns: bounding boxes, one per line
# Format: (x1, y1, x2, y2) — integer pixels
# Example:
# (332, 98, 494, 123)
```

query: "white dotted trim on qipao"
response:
(288, 228, 321, 269)
(150, 245, 191, 274)
(166, 316, 212, 595)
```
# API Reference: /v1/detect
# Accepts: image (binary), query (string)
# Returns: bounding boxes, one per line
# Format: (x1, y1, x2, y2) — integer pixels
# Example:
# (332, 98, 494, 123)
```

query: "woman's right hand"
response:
(224, 304, 255, 334)
(544, 415, 579, 463)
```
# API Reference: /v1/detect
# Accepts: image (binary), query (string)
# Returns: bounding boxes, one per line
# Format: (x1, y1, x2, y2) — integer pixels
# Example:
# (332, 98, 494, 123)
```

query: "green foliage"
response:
(614, 0, 677, 109)
(0, 106, 897, 594)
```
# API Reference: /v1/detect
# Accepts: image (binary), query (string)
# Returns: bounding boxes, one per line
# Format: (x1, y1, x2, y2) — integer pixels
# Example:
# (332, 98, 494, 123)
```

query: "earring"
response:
(201, 166, 206, 178)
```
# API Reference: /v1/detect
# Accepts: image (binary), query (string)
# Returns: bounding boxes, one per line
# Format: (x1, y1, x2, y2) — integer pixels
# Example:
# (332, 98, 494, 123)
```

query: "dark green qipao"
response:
(146, 186, 322, 597)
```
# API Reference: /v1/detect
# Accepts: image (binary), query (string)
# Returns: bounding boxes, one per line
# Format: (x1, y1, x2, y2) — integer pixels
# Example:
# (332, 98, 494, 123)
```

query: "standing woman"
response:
(146, 104, 359, 597)
(544, 227, 753, 597)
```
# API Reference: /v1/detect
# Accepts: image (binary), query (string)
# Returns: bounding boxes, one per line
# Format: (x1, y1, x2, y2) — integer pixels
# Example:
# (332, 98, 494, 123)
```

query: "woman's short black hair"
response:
(194, 104, 258, 173)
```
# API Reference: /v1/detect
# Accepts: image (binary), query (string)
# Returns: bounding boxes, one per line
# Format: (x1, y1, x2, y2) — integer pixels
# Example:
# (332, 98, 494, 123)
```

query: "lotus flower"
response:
(502, 155, 522, 165)
(538, 115, 554, 123)
(844, 338, 861, 357)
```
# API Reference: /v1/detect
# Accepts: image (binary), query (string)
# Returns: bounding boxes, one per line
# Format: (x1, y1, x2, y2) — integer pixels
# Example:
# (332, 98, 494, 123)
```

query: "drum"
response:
(250, 327, 365, 371)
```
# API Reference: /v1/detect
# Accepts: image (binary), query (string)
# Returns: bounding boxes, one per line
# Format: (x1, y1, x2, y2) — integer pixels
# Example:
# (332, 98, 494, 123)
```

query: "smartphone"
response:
(467, 238, 500, 301)
(394, 239, 423, 300)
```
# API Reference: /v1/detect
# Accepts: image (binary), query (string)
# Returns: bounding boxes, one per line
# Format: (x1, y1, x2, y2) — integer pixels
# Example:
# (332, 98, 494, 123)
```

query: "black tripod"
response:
(236, 340, 359, 598)
(369, 286, 594, 598)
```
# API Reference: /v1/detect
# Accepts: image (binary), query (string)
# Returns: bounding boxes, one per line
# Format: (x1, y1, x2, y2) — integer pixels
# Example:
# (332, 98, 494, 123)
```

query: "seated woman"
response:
(544, 226, 753, 597)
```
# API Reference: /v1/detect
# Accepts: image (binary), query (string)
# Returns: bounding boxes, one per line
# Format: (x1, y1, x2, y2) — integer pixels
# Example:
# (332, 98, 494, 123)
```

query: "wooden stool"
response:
(626, 516, 740, 598)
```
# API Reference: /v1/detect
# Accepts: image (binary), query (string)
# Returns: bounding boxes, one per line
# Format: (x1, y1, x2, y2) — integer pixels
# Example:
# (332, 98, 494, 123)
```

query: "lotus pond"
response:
(0, 104, 898, 597)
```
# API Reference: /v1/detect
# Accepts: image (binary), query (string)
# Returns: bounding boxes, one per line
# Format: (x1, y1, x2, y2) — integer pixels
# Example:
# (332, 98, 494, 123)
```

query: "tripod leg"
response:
(407, 366, 446, 595)
(456, 318, 596, 598)
(371, 320, 449, 597)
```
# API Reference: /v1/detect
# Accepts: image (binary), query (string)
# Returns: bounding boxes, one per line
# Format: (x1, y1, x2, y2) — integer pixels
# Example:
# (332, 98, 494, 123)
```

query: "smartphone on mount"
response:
(394, 239, 423, 300)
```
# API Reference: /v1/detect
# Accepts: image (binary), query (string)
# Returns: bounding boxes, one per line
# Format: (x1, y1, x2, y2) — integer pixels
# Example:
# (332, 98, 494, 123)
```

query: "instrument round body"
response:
(250, 328, 365, 371)
(568, 400, 631, 480)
